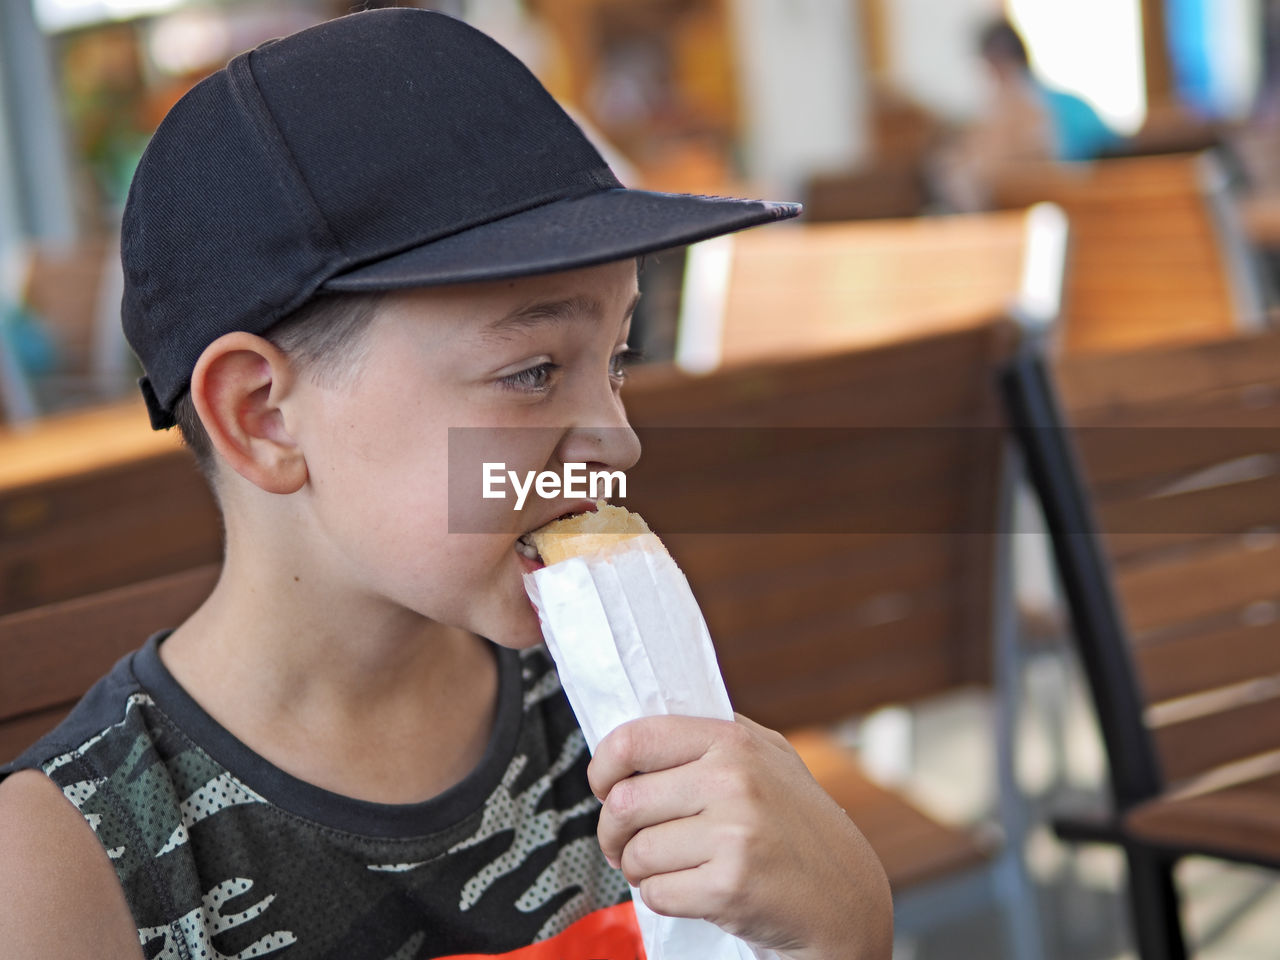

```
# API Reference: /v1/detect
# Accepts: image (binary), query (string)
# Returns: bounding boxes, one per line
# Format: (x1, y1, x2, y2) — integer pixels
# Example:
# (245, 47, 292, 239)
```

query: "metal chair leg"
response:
(1127, 848, 1189, 960)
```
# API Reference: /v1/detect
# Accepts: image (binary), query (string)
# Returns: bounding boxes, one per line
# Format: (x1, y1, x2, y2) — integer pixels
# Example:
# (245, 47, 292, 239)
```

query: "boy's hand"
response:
(588, 714, 893, 960)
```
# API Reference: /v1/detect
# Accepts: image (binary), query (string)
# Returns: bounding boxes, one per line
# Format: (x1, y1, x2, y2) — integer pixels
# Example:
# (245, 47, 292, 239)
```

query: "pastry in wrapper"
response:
(528, 500, 655, 565)
(522, 501, 779, 960)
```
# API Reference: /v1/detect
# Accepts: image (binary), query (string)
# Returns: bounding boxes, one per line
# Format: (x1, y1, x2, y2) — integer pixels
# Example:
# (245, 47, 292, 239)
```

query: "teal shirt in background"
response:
(1035, 81, 1121, 161)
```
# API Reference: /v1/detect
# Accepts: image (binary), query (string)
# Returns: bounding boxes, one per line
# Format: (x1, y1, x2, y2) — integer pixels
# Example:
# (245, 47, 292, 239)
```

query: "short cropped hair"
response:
(174, 291, 384, 482)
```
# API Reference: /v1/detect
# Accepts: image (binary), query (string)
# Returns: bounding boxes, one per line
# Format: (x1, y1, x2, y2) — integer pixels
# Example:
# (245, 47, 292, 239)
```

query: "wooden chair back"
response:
(0, 402, 220, 763)
(0, 565, 219, 764)
(1053, 331, 1280, 789)
(993, 153, 1259, 353)
(622, 320, 1015, 731)
(0, 326, 1015, 760)
(0, 326, 1020, 902)
(802, 162, 927, 222)
(684, 211, 1031, 369)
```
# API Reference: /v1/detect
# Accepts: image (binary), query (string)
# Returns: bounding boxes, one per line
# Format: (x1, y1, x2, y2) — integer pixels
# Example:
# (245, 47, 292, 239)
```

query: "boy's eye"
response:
(499, 361, 559, 392)
(610, 347, 643, 384)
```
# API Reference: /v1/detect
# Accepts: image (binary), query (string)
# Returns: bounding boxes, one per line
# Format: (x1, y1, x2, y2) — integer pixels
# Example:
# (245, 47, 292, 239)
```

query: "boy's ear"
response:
(190, 332, 307, 494)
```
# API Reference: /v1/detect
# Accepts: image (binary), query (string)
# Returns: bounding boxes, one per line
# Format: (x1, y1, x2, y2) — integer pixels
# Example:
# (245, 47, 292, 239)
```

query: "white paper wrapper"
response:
(524, 534, 782, 960)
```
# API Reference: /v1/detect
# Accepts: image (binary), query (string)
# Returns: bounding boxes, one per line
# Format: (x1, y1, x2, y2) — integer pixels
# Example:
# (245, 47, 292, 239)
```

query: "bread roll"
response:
(529, 501, 659, 565)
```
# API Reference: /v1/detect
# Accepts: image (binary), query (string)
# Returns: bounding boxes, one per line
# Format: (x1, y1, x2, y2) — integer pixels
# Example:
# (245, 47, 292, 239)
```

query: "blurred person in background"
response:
(979, 18, 1119, 164)
(932, 17, 1120, 211)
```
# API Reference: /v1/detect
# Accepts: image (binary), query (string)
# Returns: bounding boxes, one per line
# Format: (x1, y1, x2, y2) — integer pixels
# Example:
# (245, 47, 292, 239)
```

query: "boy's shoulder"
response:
(0, 770, 143, 959)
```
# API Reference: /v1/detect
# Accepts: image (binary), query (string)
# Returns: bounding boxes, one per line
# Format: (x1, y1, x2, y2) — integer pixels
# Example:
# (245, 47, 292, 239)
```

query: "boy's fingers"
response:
(587, 715, 738, 800)
(635, 863, 721, 923)
(616, 816, 713, 888)
(596, 765, 707, 867)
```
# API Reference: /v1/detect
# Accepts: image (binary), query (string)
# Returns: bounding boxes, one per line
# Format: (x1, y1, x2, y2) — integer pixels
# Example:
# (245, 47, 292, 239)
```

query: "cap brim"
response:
(321, 188, 801, 291)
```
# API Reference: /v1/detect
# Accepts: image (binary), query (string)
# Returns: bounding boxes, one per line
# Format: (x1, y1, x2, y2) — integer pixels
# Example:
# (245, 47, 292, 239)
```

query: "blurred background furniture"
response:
(0, 564, 217, 764)
(0, 238, 132, 422)
(624, 319, 1044, 957)
(618, 207, 1068, 955)
(0, 401, 219, 762)
(0, 204, 1065, 957)
(992, 152, 1269, 354)
(5, 1, 1280, 954)
(1001, 329, 1280, 959)
(674, 204, 1066, 373)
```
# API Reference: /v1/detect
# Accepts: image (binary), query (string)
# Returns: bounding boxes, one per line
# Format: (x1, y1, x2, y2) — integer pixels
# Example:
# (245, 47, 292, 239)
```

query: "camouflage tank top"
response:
(0, 634, 642, 959)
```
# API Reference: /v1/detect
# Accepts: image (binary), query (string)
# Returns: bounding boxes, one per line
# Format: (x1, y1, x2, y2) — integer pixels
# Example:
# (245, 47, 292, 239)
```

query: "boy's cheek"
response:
(400, 533, 544, 648)
(481, 555, 549, 650)
(444, 580, 547, 652)
(447, 427, 564, 534)
(491, 605, 548, 650)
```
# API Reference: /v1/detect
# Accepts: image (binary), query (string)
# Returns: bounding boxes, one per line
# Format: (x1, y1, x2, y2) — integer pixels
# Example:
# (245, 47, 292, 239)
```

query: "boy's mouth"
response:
(515, 532, 542, 564)
(514, 500, 600, 567)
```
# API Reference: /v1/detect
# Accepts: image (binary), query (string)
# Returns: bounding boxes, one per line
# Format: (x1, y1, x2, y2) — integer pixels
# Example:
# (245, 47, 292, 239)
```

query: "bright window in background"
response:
(1005, 0, 1147, 135)
(34, 0, 186, 33)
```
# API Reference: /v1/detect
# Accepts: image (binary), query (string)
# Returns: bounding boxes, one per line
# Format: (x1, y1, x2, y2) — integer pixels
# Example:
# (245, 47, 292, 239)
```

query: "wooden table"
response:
(0, 399, 179, 492)
(0, 400, 220, 614)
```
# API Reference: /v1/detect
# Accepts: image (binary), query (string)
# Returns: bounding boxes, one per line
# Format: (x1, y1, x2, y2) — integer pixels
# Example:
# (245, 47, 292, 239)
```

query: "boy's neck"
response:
(160, 564, 501, 806)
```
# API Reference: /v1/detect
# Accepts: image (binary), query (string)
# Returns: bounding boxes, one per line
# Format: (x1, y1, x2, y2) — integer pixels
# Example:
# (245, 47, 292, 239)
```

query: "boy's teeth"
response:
(515, 538, 540, 561)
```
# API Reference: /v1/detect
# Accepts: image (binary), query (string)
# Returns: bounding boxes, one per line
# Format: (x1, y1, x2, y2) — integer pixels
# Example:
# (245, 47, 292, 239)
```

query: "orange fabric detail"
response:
(442, 901, 646, 959)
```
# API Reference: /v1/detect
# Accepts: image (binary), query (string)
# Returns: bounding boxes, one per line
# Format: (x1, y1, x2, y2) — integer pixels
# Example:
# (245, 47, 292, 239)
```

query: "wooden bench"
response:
(0, 402, 220, 761)
(2, 322, 1031, 929)
(677, 209, 1039, 371)
(1000, 329, 1280, 960)
(0, 235, 1044, 949)
(802, 162, 928, 223)
(0, 565, 219, 764)
(993, 152, 1265, 353)
(623, 319, 1044, 947)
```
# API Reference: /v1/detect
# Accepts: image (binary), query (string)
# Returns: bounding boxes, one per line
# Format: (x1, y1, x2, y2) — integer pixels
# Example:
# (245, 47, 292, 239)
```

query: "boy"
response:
(0, 10, 891, 958)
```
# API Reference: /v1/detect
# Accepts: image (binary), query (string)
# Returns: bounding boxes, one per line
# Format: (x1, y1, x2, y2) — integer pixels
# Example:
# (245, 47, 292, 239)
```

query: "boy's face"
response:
(289, 258, 642, 648)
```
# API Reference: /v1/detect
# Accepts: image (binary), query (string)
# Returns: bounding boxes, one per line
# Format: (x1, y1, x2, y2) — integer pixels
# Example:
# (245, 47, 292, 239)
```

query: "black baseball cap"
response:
(121, 8, 801, 429)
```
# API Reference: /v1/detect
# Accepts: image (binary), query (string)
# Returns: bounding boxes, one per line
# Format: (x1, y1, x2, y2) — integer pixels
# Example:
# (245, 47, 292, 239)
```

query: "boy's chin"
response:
(477, 599, 547, 651)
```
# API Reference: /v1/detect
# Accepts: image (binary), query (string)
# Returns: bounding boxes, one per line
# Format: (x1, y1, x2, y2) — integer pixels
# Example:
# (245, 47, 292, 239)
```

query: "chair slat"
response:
(1071, 409, 1280, 492)
(626, 324, 1005, 428)
(1116, 537, 1280, 637)
(1096, 472, 1280, 560)
(1136, 619, 1280, 705)
(721, 603, 983, 730)
(1125, 770, 1280, 869)
(0, 703, 72, 766)
(1154, 692, 1280, 785)
(1056, 333, 1280, 414)
(691, 540, 955, 641)
(0, 564, 218, 719)
(0, 453, 220, 614)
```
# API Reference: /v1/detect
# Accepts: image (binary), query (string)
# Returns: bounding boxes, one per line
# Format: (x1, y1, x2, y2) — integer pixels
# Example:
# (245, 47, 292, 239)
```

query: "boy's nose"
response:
(556, 407, 642, 474)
